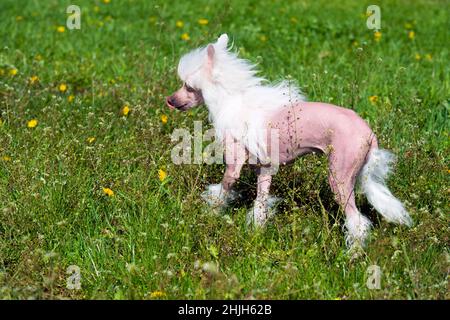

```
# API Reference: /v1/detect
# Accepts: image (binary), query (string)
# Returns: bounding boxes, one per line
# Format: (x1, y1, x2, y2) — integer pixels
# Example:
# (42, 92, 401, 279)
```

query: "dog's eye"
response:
(185, 84, 196, 93)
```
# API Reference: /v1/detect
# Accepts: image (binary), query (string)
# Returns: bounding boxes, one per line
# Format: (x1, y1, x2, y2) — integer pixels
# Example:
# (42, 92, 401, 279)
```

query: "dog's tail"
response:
(359, 148, 413, 226)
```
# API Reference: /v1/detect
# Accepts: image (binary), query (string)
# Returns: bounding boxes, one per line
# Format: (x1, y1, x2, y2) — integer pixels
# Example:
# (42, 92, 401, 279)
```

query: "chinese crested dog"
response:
(166, 34, 412, 249)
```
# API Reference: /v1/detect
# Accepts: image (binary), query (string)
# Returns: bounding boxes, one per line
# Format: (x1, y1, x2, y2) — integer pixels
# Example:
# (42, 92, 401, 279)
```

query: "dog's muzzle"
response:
(166, 96, 189, 111)
(166, 96, 176, 110)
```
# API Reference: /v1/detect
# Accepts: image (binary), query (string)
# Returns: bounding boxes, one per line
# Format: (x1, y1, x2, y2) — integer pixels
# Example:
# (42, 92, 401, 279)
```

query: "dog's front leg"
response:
(247, 171, 281, 227)
(247, 173, 271, 227)
(201, 135, 247, 208)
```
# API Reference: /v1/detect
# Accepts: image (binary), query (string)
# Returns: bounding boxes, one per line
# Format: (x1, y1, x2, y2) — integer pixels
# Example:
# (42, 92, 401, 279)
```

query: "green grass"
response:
(0, 0, 448, 299)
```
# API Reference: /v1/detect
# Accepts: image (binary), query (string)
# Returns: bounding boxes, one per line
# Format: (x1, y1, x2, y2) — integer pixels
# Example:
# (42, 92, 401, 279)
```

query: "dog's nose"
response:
(166, 96, 176, 109)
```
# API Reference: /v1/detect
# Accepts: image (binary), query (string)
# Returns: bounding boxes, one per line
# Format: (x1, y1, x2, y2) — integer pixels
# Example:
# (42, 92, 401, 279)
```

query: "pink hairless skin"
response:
(268, 101, 378, 213)
(166, 34, 412, 250)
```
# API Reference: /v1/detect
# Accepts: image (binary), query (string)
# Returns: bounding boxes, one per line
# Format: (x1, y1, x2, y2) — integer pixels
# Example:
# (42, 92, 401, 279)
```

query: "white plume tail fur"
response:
(360, 148, 413, 226)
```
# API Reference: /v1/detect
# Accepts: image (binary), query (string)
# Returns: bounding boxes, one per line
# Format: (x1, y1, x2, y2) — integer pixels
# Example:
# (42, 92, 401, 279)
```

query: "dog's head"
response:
(166, 34, 229, 111)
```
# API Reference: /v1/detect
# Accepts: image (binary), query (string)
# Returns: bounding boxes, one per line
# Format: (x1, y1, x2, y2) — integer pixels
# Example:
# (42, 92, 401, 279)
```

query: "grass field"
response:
(0, 0, 448, 299)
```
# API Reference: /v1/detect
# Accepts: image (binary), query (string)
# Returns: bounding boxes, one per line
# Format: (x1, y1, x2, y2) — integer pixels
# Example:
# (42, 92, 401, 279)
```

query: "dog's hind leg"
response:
(328, 149, 372, 248)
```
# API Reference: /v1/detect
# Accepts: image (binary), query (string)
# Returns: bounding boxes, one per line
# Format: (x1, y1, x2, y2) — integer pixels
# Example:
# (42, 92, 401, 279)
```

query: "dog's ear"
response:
(216, 34, 228, 50)
(206, 44, 215, 71)
(207, 44, 215, 60)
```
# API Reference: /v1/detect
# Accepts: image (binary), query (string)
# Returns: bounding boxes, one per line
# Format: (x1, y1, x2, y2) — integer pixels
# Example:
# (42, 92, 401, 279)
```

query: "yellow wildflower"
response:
(181, 33, 190, 41)
(122, 105, 130, 116)
(59, 83, 67, 92)
(87, 137, 96, 144)
(149, 291, 165, 298)
(374, 31, 382, 42)
(68, 95, 75, 102)
(425, 54, 432, 61)
(408, 31, 415, 40)
(57, 26, 66, 33)
(198, 18, 209, 25)
(102, 187, 114, 197)
(369, 96, 378, 104)
(9, 68, 18, 76)
(158, 169, 167, 182)
(1, 156, 11, 161)
(29, 75, 39, 85)
(160, 114, 168, 124)
(415, 53, 421, 61)
(103, 0, 111, 4)
(27, 119, 38, 128)
(259, 35, 267, 42)
(176, 20, 184, 28)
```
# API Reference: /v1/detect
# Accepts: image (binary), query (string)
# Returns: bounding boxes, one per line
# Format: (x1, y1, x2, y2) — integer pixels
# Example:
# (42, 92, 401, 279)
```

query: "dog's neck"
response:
(201, 83, 271, 160)
(202, 85, 240, 121)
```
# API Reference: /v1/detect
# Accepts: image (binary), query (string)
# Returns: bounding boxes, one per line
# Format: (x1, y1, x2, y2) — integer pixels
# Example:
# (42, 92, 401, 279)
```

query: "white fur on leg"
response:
(201, 183, 236, 208)
(247, 195, 280, 227)
(267, 196, 281, 212)
(345, 212, 372, 248)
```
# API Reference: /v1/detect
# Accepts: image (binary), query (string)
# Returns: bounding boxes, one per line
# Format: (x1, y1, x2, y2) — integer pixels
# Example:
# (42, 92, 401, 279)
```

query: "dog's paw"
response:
(267, 196, 282, 215)
(201, 183, 236, 208)
(246, 195, 280, 228)
(344, 213, 372, 249)
(246, 202, 268, 228)
(346, 242, 366, 261)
